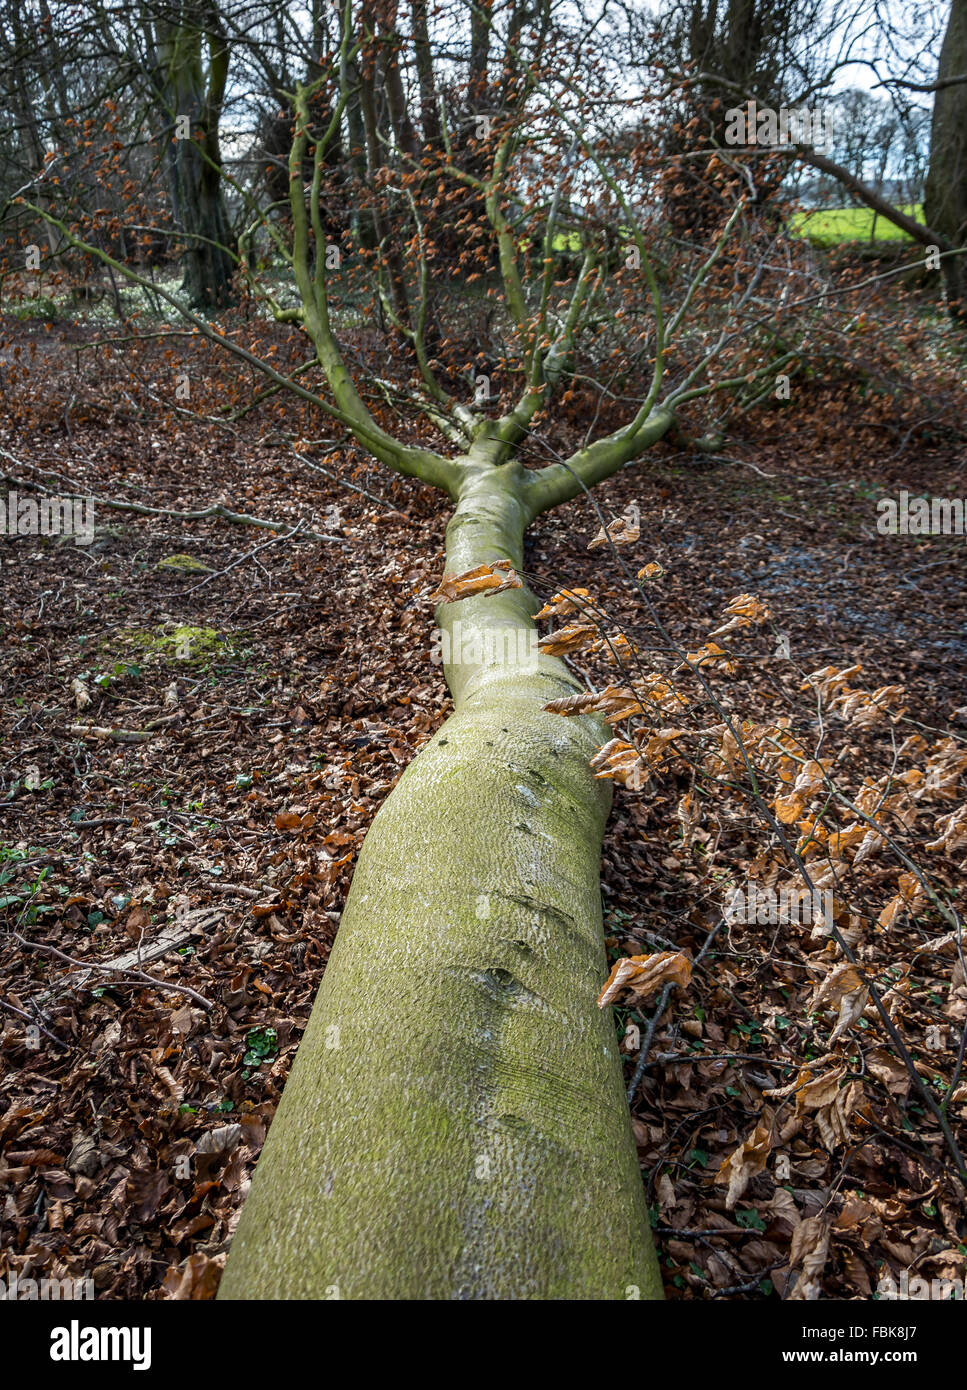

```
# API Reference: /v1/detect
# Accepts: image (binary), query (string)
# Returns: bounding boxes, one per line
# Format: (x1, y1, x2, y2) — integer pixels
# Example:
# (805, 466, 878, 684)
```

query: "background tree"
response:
(660, 0, 967, 321)
(143, 2, 235, 308)
(924, 0, 967, 315)
(642, 0, 832, 232)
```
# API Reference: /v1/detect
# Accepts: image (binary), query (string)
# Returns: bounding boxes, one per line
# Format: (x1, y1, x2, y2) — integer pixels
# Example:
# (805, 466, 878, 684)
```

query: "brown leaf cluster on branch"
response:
(533, 587, 591, 619)
(428, 560, 522, 603)
(588, 505, 640, 550)
(677, 592, 772, 675)
(545, 684, 642, 724)
(802, 663, 907, 727)
(537, 622, 599, 657)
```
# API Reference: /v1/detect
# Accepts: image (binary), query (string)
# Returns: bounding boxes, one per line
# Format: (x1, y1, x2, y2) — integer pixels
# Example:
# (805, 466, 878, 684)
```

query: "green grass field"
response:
(789, 204, 924, 246)
(547, 205, 925, 257)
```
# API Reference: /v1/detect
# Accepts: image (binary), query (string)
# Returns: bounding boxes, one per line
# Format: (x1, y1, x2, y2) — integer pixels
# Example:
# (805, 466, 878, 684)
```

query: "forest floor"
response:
(1, 311, 965, 1300)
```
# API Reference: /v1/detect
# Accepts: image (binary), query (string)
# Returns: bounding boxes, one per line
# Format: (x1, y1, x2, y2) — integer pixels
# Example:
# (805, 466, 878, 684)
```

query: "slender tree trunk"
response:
(411, 0, 441, 147)
(6, 8, 59, 259)
(157, 14, 235, 309)
(356, 10, 412, 330)
(379, 1, 419, 159)
(340, 32, 374, 249)
(218, 451, 664, 1300)
(469, 0, 492, 104)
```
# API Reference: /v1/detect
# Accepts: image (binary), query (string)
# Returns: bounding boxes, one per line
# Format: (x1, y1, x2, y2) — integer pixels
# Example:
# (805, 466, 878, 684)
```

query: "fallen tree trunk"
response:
(218, 453, 665, 1300)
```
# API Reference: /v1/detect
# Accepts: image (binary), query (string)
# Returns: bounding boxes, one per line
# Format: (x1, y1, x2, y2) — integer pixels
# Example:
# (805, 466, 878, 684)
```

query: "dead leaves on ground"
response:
(0, 392, 450, 1302)
(786, 1217, 830, 1301)
(597, 950, 693, 1008)
(561, 565, 966, 1302)
(809, 963, 870, 1045)
(717, 1120, 773, 1209)
(765, 1061, 867, 1151)
(160, 1251, 225, 1300)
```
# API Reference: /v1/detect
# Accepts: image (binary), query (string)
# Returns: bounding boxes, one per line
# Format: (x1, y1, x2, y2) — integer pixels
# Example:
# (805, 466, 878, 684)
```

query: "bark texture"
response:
(924, 0, 967, 319)
(155, 11, 234, 309)
(218, 457, 663, 1300)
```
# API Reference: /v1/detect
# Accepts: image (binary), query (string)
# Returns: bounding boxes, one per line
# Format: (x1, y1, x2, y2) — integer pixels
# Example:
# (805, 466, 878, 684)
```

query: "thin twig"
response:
(13, 933, 213, 1012)
(0, 995, 70, 1051)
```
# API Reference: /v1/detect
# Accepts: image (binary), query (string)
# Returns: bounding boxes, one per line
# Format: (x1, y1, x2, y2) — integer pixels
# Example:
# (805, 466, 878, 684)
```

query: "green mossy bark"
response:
(924, 0, 967, 320)
(218, 456, 663, 1300)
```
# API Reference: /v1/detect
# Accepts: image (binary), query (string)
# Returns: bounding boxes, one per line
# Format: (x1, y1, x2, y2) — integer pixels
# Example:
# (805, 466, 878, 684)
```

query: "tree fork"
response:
(218, 456, 664, 1300)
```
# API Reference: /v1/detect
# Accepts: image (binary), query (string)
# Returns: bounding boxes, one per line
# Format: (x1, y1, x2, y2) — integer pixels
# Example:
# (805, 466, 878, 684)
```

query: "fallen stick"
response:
(0, 456, 348, 545)
(16, 925, 215, 1012)
(68, 725, 154, 743)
